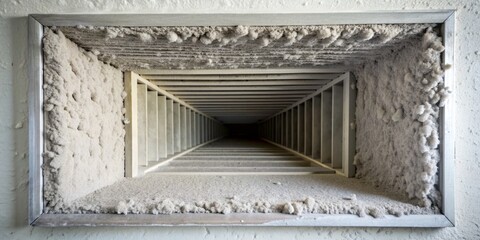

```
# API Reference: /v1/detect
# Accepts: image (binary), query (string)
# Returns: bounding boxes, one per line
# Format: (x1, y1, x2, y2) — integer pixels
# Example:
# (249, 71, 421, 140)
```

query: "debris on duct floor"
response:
(59, 174, 438, 217)
(58, 138, 434, 217)
(41, 24, 448, 217)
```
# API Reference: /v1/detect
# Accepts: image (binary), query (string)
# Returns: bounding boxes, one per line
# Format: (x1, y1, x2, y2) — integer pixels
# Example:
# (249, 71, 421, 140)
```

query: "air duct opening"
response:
(36, 18, 452, 224)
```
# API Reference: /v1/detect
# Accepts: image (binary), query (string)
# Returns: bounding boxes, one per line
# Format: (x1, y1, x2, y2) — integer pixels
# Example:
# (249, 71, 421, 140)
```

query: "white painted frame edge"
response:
(28, 16, 44, 225)
(33, 213, 451, 227)
(440, 12, 455, 226)
(31, 10, 454, 26)
(28, 11, 455, 227)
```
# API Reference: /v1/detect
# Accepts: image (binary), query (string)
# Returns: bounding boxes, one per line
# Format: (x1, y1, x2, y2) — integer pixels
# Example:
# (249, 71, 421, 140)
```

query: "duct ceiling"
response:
(57, 24, 432, 123)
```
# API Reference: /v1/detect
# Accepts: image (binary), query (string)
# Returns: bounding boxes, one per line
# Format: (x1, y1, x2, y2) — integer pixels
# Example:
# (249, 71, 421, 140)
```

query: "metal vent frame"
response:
(28, 10, 455, 227)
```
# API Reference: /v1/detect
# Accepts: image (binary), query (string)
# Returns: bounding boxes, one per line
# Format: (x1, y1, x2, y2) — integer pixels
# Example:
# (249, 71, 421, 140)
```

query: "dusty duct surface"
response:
(57, 24, 433, 70)
(68, 175, 436, 217)
(354, 28, 449, 207)
(42, 24, 447, 215)
(48, 136, 436, 216)
(43, 29, 125, 212)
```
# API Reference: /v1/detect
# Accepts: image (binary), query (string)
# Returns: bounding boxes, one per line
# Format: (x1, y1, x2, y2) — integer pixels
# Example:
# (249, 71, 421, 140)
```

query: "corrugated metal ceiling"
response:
(135, 68, 345, 123)
(56, 24, 431, 123)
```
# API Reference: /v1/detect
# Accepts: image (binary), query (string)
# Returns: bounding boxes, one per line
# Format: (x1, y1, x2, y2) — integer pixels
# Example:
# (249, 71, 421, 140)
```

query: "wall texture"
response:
(42, 29, 125, 211)
(0, 0, 478, 239)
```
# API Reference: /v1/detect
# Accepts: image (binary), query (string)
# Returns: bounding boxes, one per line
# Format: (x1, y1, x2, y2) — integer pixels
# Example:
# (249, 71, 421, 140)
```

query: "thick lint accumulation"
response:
(43, 29, 125, 212)
(42, 25, 449, 216)
(57, 24, 434, 70)
(64, 175, 437, 217)
(354, 28, 450, 208)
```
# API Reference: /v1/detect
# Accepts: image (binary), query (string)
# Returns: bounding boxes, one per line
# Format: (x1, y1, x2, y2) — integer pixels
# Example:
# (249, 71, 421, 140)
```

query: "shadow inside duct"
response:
(224, 124, 259, 139)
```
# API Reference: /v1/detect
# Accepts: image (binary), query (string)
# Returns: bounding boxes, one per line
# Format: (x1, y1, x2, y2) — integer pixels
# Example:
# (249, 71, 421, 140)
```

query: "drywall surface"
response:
(0, 0, 479, 239)
(354, 29, 448, 207)
(42, 29, 125, 211)
(57, 24, 431, 70)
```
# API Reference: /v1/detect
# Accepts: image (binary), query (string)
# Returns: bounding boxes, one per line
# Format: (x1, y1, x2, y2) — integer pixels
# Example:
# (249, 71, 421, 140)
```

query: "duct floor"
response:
(152, 138, 333, 174)
(67, 138, 437, 216)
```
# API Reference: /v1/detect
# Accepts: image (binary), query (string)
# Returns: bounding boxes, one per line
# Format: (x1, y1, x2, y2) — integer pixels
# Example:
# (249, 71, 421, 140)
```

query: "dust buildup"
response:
(42, 29, 125, 212)
(42, 25, 447, 216)
(57, 175, 436, 217)
(354, 28, 450, 207)
(57, 24, 434, 70)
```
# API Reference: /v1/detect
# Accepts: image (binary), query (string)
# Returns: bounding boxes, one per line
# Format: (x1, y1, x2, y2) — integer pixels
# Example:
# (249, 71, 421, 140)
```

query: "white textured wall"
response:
(0, 0, 478, 239)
